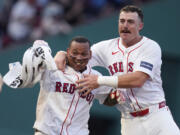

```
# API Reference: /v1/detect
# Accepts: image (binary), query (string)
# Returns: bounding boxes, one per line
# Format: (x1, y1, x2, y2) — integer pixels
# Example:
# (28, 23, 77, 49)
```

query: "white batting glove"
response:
(0, 73, 3, 92)
(110, 89, 126, 104)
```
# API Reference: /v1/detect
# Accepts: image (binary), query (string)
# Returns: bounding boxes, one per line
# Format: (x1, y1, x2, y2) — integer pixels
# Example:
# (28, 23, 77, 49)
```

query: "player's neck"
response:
(78, 67, 87, 73)
(122, 36, 143, 48)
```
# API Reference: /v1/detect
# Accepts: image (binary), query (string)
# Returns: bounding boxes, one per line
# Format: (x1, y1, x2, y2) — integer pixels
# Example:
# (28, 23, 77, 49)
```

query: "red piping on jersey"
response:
(126, 41, 146, 110)
(66, 96, 80, 135)
(64, 65, 93, 134)
(60, 94, 75, 135)
(66, 66, 92, 134)
(66, 74, 80, 135)
(130, 88, 142, 109)
(117, 38, 124, 56)
(60, 73, 80, 135)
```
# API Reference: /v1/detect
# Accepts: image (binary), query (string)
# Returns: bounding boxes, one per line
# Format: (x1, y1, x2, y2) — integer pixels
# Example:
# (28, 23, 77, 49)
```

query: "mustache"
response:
(120, 29, 131, 33)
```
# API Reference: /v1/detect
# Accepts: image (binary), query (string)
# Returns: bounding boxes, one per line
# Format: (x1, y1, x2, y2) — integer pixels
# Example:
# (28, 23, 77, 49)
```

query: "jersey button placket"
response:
(124, 50, 128, 73)
(125, 49, 137, 111)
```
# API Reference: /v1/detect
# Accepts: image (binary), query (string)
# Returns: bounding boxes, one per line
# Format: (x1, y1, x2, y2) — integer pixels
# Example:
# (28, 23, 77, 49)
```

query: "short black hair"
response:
(69, 36, 91, 48)
(120, 5, 144, 22)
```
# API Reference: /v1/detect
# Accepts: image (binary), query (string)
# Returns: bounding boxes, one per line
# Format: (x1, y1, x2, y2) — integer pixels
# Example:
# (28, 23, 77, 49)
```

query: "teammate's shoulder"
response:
(144, 36, 161, 49)
(145, 36, 160, 45)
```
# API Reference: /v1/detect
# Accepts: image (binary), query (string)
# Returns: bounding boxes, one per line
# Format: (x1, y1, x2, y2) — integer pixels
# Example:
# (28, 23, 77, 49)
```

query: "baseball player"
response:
(34, 36, 116, 135)
(3, 37, 119, 135)
(55, 5, 180, 135)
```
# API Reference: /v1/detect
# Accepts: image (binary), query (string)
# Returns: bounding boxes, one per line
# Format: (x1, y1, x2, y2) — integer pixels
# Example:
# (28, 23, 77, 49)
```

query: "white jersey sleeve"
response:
(90, 69, 112, 104)
(134, 40, 162, 79)
(89, 41, 107, 67)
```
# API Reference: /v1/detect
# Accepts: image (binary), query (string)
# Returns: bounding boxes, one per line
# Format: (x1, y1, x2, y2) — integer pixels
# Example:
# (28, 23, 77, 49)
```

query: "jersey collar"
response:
(118, 36, 147, 53)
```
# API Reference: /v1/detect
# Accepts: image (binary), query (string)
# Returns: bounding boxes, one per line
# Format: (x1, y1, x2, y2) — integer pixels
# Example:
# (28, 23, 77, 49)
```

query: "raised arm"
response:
(54, 51, 67, 72)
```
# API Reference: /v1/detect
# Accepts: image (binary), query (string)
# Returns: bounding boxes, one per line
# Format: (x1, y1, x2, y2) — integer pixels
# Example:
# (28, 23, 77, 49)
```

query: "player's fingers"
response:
(83, 74, 89, 78)
(76, 83, 85, 89)
(58, 64, 65, 72)
(117, 97, 121, 104)
(82, 89, 91, 96)
(54, 51, 67, 71)
(61, 60, 66, 72)
(78, 86, 88, 93)
(110, 92, 116, 99)
(76, 79, 87, 87)
(116, 91, 120, 97)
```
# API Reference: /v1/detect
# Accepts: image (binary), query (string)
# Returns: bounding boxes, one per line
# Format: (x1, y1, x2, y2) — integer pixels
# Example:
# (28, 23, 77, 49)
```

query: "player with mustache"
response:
(54, 5, 180, 135)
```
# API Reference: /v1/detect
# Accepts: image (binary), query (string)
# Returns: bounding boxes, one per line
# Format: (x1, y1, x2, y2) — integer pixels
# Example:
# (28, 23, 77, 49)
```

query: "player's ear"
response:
(67, 48, 69, 54)
(139, 22, 144, 31)
(89, 50, 92, 59)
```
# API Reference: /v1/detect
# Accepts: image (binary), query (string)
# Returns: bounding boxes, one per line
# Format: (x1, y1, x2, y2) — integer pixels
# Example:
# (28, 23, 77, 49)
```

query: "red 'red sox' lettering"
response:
(56, 82, 75, 93)
(108, 62, 134, 75)
(56, 82, 94, 104)
(128, 62, 134, 72)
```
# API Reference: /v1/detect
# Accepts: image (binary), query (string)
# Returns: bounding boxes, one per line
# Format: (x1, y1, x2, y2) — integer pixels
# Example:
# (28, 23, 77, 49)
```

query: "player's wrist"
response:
(97, 76, 118, 88)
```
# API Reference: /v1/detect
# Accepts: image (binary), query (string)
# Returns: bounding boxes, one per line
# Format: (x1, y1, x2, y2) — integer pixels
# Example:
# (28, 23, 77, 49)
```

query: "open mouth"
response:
(76, 62, 82, 65)
(75, 61, 85, 66)
(75, 58, 89, 66)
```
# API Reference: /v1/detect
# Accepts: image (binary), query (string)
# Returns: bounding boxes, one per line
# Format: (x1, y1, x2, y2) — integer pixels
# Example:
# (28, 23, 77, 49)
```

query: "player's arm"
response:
(103, 71, 149, 88)
(54, 51, 67, 72)
(77, 71, 149, 96)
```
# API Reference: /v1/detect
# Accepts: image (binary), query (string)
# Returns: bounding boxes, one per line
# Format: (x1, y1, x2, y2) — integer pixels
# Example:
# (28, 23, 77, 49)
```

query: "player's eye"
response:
(81, 53, 88, 56)
(128, 20, 134, 24)
(119, 19, 125, 24)
(72, 51, 78, 55)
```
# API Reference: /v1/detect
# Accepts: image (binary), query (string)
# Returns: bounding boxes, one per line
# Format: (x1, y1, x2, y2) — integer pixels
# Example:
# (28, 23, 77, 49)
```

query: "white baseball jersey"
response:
(89, 36, 180, 135)
(33, 65, 111, 135)
(89, 36, 165, 113)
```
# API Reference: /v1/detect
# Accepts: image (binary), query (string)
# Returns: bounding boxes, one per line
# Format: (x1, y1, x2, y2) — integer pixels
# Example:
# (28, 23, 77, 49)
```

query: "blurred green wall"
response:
(0, 0, 180, 134)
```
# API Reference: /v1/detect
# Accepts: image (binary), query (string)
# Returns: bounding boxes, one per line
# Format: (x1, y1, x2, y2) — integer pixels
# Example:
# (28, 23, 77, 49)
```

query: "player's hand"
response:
(76, 74, 99, 96)
(110, 89, 126, 104)
(0, 74, 3, 93)
(54, 51, 67, 72)
(103, 89, 125, 106)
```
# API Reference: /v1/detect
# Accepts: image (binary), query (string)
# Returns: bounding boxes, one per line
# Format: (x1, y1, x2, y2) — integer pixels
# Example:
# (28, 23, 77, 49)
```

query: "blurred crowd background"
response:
(0, 0, 155, 50)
